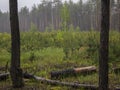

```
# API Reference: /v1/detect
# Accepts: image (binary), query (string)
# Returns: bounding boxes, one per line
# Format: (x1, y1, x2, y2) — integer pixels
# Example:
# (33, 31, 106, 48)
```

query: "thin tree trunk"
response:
(9, 0, 24, 88)
(99, 0, 110, 90)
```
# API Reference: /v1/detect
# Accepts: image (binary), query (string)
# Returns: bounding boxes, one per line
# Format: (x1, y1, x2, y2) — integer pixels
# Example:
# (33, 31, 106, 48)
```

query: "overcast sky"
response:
(0, 0, 87, 12)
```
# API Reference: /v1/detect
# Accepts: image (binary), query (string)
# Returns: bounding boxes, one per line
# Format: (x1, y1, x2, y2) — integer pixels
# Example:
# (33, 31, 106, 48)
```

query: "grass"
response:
(0, 47, 120, 89)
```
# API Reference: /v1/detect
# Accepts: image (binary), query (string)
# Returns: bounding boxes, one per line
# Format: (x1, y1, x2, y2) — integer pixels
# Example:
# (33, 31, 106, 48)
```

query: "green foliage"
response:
(0, 31, 119, 63)
(0, 31, 120, 88)
(109, 32, 120, 62)
(29, 51, 36, 62)
(60, 3, 70, 31)
(0, 33, 11, 52)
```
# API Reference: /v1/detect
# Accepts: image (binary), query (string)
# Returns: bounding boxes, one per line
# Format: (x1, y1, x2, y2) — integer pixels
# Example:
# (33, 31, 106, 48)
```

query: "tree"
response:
(19, 6, 30, 31)
(99, 0, 110, 90)
(9, 0, 24, 88)
(0, 10, 2, 17)
(0, 0, 118, 32)
(60, 2, 70, 31)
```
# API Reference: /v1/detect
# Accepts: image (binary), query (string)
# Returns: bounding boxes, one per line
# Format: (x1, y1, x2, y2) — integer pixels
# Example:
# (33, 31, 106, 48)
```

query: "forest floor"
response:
(0, 31, 120, 89)
(0, 47, 120, 90)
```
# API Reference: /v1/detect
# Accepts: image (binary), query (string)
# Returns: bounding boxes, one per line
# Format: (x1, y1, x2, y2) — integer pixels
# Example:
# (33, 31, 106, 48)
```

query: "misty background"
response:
(0, 0, 85, 12)
(0, 0, 120, 32)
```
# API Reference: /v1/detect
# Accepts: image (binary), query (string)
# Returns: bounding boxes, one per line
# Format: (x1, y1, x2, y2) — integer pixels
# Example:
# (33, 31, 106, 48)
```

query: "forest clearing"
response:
(0, 31, 120, 89)
(0, 0, 120, 89)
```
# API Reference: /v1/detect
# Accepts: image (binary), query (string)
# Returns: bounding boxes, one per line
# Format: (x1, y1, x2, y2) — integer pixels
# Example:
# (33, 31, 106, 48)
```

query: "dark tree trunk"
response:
(99, 0, 110, 90)
(9, 0, 24, 88)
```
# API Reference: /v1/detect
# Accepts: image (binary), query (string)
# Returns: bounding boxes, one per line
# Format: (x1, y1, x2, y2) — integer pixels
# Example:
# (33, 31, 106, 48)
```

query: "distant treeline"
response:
(0, 0, 120, 32)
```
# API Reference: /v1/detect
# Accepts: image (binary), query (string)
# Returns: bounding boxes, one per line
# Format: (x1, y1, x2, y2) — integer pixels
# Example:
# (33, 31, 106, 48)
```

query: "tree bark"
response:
(9, 0, 24, 88)
(99, 0, 110, 90)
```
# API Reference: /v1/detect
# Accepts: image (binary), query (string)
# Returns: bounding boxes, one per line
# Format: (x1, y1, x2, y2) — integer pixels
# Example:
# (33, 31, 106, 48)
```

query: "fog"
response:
(0, 0, 87, 12)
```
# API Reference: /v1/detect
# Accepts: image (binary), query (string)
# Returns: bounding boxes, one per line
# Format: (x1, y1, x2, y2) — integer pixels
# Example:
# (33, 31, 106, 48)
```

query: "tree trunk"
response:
(99, 0, 110, 90)
(9, 0, 24, 88)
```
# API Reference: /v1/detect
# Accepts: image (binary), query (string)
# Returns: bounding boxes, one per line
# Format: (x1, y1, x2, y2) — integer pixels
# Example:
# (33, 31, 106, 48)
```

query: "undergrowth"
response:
(0, 31, 120, 89)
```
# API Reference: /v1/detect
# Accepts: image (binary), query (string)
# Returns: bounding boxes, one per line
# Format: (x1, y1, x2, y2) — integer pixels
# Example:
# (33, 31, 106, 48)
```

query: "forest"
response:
(0, 0, 120, 90)
(0, 0, 120, 32)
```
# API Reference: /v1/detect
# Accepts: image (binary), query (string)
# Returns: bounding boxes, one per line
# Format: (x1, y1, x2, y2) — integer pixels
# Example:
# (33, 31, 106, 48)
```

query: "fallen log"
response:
(50, 66, 96, 79)
(23, 72, 98, 90)
(113, 67, 120, 74)
(0, 73, 9, 81)
(23, 72, 35, 79)
(35, 77, 98, 90)
(0, 67, 6, 71)
(23, 73, 120, 90)
(0, 72, 119, 90)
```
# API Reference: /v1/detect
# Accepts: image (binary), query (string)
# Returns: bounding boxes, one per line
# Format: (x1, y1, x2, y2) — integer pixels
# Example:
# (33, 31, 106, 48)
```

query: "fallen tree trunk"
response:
(35, 77, 98, 90)
(23, 72, 98, 90)
(0, 73, 9, 81)
(0, 72, 119, 90)
(23, 72, 120, 90)
(0, 67, 6, 71)
(50, 66, 96, 79)
(113, 67, 120, 74)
